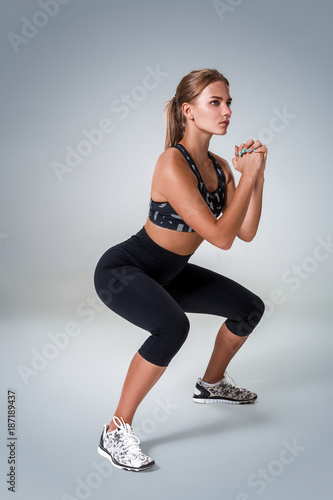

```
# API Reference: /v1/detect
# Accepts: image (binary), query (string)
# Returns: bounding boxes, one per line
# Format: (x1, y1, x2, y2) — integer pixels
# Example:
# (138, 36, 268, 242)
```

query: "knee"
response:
(244, 295, 265, 334)
(228, 295, 265, 337)
(162, 312, 190, 348)
(143, 312, 190, 366)
(178, 313, 190, 343)
(251, 295, 265, 325)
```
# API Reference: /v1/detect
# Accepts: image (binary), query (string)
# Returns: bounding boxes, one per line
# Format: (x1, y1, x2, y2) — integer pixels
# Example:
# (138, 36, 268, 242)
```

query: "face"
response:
(184, 80, 232, 135)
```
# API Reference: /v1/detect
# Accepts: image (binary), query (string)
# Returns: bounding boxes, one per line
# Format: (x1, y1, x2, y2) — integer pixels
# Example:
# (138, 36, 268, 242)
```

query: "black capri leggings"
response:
(94, 227, 265, 367)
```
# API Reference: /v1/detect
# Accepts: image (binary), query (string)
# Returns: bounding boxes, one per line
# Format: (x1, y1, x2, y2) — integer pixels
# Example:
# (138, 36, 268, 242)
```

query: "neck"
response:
(179, 127, 212, 165)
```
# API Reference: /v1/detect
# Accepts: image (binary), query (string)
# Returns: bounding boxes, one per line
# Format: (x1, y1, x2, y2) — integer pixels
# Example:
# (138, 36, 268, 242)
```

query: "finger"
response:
(249, 140, 263, 153)
(240, 139, 255, 155)
(238, 142, 246, 156)
(253, 144, 267, 153)
(245, 139, 258, 154)
(245, 139, 255, 150)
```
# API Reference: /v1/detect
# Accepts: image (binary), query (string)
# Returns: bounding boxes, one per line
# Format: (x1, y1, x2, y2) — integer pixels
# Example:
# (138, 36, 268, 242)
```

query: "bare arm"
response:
(238, 176, 265, 241)
(152, 142, 266, 250)
(219, 141, 267, 242)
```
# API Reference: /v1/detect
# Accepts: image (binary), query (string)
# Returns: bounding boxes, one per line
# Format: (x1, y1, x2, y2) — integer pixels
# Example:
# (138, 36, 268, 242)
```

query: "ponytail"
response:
(164, 68, 229, 150)
(164, 97, 185, 150)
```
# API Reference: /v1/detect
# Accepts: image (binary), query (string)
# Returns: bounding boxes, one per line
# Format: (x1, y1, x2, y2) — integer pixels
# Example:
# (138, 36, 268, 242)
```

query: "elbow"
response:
(217, 237, 235, 251)
(237, 229, 257, 243)
(239, 234, 255, 243)
(219, 241, 232, 251)
(217, 232, 254, 249)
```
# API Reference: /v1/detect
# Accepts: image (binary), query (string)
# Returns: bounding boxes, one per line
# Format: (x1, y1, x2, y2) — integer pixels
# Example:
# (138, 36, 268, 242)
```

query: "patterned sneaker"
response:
(98, 417, 155, 471)
(193, 372, 257, 404)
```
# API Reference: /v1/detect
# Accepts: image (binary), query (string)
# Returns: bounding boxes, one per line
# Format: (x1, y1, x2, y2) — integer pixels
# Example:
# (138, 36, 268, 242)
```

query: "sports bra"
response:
(149, 143, 225, 232)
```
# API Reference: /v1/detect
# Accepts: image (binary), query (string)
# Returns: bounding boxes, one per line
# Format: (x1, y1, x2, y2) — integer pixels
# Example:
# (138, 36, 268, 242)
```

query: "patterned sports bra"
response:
(149, 144, 225, 233)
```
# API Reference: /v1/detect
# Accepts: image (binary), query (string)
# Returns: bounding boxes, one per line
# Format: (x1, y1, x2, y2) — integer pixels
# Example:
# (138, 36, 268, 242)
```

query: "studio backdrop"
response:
(1, 1, 332, 500)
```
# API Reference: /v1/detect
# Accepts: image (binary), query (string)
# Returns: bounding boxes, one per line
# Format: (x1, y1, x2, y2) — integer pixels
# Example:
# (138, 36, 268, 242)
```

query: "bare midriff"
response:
(144, 216, 204, 256)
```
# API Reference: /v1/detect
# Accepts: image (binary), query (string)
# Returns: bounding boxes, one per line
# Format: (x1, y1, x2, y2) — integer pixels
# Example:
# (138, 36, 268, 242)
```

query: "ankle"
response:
(201, 379, 219, 387)
(108, 415, 132, 432)
(201, 374, 225, 386)
(108, 422, 117, 433)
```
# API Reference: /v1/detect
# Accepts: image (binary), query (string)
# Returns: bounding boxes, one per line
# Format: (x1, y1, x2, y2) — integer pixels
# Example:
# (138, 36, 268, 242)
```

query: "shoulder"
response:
(209, 152, 234, 184)
(156, 146, 185, 167)
(154, 146, 196, 184)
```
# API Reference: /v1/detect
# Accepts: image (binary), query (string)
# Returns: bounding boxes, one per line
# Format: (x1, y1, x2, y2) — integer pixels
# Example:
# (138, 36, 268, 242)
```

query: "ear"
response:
(181, 102, 193, 121)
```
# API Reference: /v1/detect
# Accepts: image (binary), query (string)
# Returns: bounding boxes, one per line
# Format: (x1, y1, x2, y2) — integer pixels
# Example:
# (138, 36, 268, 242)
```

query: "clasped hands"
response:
(232, 139, 268, 179)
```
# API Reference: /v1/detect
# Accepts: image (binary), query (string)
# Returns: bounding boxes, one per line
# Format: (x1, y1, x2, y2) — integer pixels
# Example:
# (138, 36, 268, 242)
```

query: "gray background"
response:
(1, 1, 332, 499)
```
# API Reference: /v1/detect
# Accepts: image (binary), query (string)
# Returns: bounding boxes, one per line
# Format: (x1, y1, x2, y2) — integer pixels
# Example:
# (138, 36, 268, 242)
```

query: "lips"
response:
(220, 121, 229, 126)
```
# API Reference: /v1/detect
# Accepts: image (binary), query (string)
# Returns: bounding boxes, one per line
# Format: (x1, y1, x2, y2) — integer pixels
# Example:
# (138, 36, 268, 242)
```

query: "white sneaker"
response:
(193, 372, 257, 404)
(98, 417, 155, 471)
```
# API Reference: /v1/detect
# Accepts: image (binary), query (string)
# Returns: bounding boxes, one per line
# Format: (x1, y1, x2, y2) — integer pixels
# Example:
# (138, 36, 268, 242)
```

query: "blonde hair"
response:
(164, 68, 229, 150)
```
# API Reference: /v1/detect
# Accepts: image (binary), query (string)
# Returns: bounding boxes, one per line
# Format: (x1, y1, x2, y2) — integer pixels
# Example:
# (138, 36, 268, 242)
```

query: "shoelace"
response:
(223, 371, 237, 387)
(223, 372, 251, 395)
(111, 416, 143, 458)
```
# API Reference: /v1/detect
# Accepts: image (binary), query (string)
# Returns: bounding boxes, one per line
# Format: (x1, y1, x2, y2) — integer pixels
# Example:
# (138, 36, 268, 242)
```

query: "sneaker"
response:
(98, 417, 155, 472)
(193, 372, 257, 404)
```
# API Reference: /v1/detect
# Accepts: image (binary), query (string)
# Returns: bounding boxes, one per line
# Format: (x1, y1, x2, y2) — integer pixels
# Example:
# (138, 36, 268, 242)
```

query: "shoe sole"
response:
(192, 397, 256, 405)
(97, 445, 155, 472)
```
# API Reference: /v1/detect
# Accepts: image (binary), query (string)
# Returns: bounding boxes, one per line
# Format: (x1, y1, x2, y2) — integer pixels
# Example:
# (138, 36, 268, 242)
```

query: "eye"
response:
(210, 100, 219, 106)
(227, 101, 232, 108)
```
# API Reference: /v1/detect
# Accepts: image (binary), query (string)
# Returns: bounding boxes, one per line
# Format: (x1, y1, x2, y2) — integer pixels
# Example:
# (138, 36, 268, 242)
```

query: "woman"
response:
(94, 68, 267, 471)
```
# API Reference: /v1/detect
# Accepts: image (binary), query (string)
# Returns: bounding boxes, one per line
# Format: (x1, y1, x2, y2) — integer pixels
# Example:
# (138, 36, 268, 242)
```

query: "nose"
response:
(222, 103, 231, 118)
